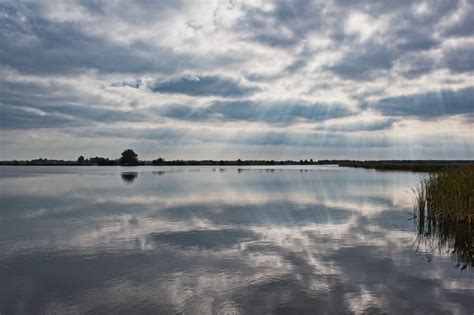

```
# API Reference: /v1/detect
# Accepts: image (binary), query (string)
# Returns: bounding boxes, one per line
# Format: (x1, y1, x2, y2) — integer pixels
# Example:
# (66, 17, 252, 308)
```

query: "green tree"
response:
(120, 149, 139, 166)
(152, 157, 165, 165)
(77, 156, 85, 165)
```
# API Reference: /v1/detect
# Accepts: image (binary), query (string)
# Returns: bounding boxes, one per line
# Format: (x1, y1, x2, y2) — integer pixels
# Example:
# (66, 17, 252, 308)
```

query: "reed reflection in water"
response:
(415, 206, 473, 269)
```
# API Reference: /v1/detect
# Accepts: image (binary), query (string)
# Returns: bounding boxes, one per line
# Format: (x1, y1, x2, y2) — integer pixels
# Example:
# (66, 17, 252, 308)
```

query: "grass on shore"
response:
(413, 165, 473, 267)
(414, 165, 473, 223)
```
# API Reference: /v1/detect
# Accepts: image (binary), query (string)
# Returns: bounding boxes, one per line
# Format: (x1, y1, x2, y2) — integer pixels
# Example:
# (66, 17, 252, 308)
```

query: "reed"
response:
(413, 165, 474, 267)
(414, 165, 473, 223)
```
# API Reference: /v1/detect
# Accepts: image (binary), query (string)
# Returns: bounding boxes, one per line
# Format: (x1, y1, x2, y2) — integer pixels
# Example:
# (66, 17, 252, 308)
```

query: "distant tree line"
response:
(76, 149, 141, 166)
(0, 149, 142, 166)
(1, 151, 472, 172)
(336, 160, 474, 172)
(149, 159, 317, 166)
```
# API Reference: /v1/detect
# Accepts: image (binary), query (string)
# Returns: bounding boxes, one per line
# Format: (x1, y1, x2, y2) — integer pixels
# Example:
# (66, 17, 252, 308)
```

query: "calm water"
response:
(0, 166, 473, 314)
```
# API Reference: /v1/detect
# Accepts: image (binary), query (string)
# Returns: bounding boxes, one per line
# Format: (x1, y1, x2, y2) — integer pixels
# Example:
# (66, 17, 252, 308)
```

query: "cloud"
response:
(443, 43, 474, 73)
(395, 53, 437, 78)
(0, 0, 473, 159)
(321, 0, 463, 80)
(0, 104, 81, 129)
(326, 13, 444, 80)
(443, 1, 474, 38)
(161, 100, 353, 125)
(75, 123, 400, 149)
(328, 44, 396, 79)
(0, 102, 144, 130)
(150, 75, 258, 97)
(374, 87, 474, 119)
(237, 1, 325, 48)
(111, 80, 143, 89)
(0, 78, 146, 129)
(0, 3, 219, 75)
(318, 118, 397, 132)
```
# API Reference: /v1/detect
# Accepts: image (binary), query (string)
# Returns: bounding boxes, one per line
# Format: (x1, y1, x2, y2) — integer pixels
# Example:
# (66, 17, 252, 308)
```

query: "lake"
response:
(1, 166, 473, 314)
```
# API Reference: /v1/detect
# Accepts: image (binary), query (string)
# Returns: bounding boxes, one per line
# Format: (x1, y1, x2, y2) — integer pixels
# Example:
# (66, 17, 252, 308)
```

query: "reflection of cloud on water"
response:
(3, 211, 474, 314)
(1, 167, 473, 313)
(69, 213, 472, 313)
(29, 219, 474, 314)
(148, 229, 258, 250)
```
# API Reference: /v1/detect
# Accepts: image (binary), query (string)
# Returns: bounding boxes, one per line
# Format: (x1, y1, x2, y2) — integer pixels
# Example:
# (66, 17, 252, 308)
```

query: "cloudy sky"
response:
(0, 0, 473, 160)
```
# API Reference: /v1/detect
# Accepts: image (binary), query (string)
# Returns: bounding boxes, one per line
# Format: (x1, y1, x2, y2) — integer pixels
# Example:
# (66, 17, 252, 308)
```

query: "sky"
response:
(0, 0, 473, 160)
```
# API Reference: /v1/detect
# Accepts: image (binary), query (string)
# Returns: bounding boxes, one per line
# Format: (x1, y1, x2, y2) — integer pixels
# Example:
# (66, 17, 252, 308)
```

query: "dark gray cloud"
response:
(150, 76, 258, 97)
(77, 0, 192, 30)
(47, 105, 145, 124)
(444, 44, 474, 73)
(394, 29, 439, 52)
(238, 0, 325, 48)
(396, 53, 437, 78)
(323, 1, 459, 80)
(334, 0, 459, 20)
(374, 87, 474, 119)
(0, 104, 81, 129)
(161, 100, 352, 125)
(0, 3, 219, 75)
(111, 80, 143, 89)
(328, 44, 396, 79)
(0, 102, 144, 130)
(318, 119, 397, 132)
(236, 0, 462, 81)
(326, 20, 443, 80)
(0, 79, 146, 129)
(443, 1, 474, 38)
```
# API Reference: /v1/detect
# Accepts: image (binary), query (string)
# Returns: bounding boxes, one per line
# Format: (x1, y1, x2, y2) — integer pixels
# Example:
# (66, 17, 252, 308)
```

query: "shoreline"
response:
(1, 160, 473, 172)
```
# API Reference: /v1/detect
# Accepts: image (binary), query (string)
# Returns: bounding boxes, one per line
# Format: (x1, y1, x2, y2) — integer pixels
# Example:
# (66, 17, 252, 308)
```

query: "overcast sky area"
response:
(0, 0, 473, 160)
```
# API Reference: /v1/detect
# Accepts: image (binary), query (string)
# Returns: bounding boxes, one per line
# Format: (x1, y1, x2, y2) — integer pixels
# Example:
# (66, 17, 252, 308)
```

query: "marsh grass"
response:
(413, 166, 474, 267)
(414, 166, 473, 223)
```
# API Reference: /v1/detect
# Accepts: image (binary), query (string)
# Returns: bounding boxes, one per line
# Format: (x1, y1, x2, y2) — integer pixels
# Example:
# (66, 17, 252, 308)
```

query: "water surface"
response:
(1, 166, 473, 314)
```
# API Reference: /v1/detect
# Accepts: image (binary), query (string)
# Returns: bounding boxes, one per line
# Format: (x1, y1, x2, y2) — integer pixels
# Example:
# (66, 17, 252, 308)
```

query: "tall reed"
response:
(413, 165, 474, 267)
(414, 165, 473, 223)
